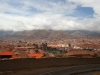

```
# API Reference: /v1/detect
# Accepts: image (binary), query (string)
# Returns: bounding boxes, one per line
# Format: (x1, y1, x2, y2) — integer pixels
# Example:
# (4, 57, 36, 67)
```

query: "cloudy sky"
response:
(0, 0, 100, 31)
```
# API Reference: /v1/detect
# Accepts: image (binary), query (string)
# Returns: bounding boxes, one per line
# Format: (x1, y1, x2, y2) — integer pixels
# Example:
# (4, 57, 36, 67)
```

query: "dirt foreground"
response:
(0, 58, 100, 75)
(2, 67, 68, 75)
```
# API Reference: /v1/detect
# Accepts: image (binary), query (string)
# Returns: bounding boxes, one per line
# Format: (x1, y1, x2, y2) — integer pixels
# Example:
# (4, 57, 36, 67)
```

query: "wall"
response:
(0, 57, 100, 71)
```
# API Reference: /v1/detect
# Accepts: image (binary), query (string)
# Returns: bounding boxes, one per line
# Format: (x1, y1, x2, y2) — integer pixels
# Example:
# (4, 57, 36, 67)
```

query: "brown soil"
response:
(1, 58, 100, 75)
(71, 71, 100, 75)
(2, 67, 68, 75)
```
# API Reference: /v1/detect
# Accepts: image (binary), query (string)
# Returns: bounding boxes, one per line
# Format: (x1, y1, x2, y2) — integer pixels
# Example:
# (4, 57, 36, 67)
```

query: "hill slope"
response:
(0, 30, 100, 40)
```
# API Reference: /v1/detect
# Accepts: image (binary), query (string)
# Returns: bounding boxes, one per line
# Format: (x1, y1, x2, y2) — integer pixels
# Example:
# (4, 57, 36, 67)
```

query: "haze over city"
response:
(0, 0, 100, 31)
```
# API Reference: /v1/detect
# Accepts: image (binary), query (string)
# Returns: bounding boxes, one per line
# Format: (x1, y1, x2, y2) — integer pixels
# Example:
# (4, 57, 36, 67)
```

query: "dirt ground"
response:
(2, 68, 100, 75)
(2, 67, 68, 75)
(71, 71, 100, 75)
(1, 58, 100, 75)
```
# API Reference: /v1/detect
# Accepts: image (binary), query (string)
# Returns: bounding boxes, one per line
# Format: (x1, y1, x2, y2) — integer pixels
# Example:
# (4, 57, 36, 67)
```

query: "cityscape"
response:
(0, 30, 100, 59)
(0, 0, 100, 75)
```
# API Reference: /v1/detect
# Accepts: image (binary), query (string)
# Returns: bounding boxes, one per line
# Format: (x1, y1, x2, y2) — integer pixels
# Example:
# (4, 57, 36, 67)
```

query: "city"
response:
(0, 0, 100, 75)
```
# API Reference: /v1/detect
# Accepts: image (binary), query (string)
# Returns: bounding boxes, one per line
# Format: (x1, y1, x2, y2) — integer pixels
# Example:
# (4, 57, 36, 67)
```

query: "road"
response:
(40, 64, 100, 75)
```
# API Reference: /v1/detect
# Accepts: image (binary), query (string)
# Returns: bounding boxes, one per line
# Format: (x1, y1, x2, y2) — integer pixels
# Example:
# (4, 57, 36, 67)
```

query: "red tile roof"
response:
(12, 55, 19, 59)
(28, 53, 44, 58)
(0, 50, 14, 55)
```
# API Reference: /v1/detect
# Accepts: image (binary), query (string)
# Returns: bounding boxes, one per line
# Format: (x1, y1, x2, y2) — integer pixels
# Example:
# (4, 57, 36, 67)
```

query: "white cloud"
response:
(0, 0, 100, 31)
(0, 12, 80, 31)
(17, 0, 78, 16)
(68, 0, 100, 31)
(68, 0, 100, 16)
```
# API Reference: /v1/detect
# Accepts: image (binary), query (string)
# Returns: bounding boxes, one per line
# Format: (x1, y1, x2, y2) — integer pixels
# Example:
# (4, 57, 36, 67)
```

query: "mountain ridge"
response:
(0, 30, 100, 40)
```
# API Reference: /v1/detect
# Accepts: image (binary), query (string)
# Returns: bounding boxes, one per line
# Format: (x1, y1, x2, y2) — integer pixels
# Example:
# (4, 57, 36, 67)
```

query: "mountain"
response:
(71, 31, 86, 37)
(0, 30, 13, 36)
(66, 30, 100, 37)
(0, 30, 72, 40)
(0, 30, 100, 41)
(48, 30, 72, 39)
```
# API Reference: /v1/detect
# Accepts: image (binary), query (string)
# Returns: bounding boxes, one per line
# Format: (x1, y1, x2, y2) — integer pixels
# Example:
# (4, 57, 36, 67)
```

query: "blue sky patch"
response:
(69, 6, 94, 19)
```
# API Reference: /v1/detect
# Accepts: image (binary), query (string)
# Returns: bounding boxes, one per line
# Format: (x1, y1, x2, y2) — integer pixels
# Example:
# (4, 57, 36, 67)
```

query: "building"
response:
(0, 50, 18, 59)
(28, 53, 44, 58)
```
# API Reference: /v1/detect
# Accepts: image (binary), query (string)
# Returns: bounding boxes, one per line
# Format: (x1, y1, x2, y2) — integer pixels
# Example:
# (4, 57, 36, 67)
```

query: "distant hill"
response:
(48, 30, 72, 39)
(71, 31, 86, 37)
(66, 30, 100, 37)
(0, 30, 72, 40)
(0, 30, 100, 40)
(0, 30, 13, 36)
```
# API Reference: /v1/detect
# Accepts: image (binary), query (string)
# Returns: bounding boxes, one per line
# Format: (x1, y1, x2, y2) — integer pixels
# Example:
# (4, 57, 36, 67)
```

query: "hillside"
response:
(66, 30, 100, 37)
(0, 30, 100, 40)
(0, 30, 72, 40)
